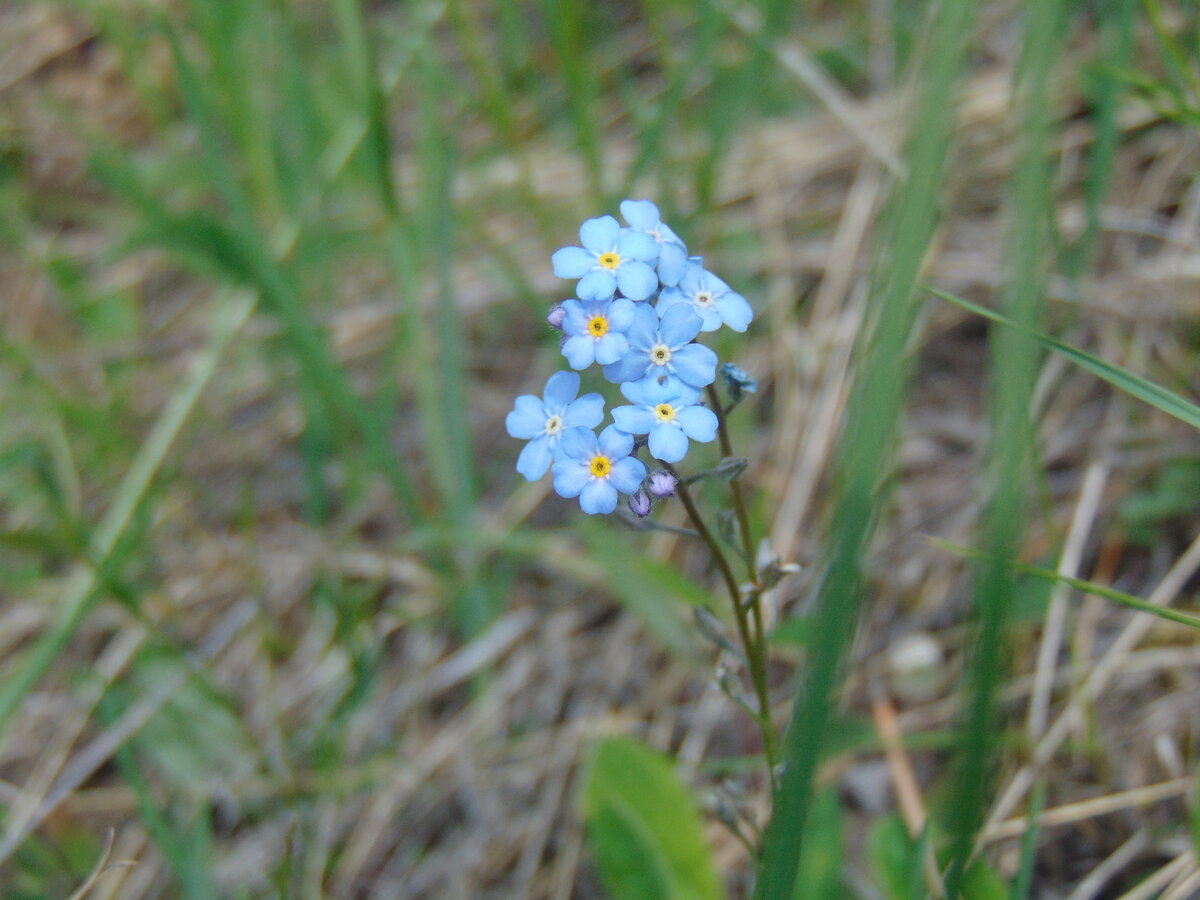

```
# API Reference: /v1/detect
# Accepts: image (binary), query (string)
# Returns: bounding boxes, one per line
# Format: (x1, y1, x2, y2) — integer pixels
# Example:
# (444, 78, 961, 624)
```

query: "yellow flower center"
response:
(650, 343, 672, 366)
(654, 403, 676, 423)
(589, 455, 612, 478)
(694, 290, 714, 308)
(587, 315, 609, 337)
(544, 414, 564, 436)
(597, 251, 621, 270)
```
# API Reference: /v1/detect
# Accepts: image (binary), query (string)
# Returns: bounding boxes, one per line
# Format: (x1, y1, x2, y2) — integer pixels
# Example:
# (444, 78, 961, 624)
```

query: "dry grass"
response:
(2, 3, 1200, 898)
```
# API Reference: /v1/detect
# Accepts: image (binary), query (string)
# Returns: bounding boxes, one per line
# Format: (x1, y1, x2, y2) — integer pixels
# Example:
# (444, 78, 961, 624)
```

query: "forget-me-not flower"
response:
(656, 261, 753, 332)
(506, 371, 604, 480)
(612, 378, 718, 463)
(552, 425, 647, 515)
(602, 303, 717, 388)
(559, 296, 636, 370)
(551, 215, 659, 301)
(619, 199, 689, 287)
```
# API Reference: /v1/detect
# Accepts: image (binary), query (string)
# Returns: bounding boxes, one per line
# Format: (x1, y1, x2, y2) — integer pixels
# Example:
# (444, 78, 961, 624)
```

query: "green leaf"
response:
(792, 788, 843, 900)
(927, 287, 1200, 432)
(867, 816, 918, 900)
(583, 737, 725, 900)
(961, 859, 1008, 900)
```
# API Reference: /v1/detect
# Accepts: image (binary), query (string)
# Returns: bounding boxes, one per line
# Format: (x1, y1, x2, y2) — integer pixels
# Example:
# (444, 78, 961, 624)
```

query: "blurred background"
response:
(3, 0, 1200, 897)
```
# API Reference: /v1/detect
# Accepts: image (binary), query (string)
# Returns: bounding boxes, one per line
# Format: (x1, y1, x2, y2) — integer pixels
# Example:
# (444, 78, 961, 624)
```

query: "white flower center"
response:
(544, 414, 564, 436)
(694, 290, 714, 308)
(650, 343, 672, 366)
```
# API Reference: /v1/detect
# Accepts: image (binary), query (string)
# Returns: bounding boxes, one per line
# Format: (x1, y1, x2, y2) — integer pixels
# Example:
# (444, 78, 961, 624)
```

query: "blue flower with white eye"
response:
(611, 378, 718, 463)
(552, 425, 647, 515)
(551, 215, 659, 301)
(619, 199, 689, 287)
(602, 303, 717, 388)
(656, 260, 753, 333)
(560, 296, 636, 369)
(506, 371, 605, 480)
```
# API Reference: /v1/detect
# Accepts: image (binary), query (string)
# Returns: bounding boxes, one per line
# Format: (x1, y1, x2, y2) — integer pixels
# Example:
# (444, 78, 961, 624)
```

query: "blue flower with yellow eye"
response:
(602, 303, 717, 388)
(552, 215, 659, 301)
(552, 425, 647, 515)
(560, 296, 636, 369)
(657, 260, 753, 332)
(506, 371, 605, 480)
(620, 199, 689, 287)
(611, 378, 718, 463)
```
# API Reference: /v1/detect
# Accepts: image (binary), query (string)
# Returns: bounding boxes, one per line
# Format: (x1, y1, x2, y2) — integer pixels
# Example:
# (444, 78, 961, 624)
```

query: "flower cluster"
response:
(507, 200, 753, 514)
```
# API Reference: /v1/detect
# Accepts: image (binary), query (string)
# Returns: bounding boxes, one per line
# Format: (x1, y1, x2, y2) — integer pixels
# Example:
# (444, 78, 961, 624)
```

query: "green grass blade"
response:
(0, 290, 258, 746)
(942, 0, 1065, 890)
(930, 538, 1200, 631)
(927, 288, 1200, 431)
(754, 4, 978, 898)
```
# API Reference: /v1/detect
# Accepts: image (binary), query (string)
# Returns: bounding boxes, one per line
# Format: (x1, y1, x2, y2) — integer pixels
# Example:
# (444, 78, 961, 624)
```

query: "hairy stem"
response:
(664, 462, 778, 777)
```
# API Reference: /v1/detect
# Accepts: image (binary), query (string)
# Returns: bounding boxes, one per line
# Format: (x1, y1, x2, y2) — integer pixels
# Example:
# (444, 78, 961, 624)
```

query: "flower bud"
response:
(546, 304, 566, 330)
(647, 471, 676, 498)
(628, 490, 652, 518)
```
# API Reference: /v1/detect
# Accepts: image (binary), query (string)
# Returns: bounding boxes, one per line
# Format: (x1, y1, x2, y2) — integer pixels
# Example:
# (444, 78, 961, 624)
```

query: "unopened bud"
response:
(546, 304, 566, 330)
(648, 471, 676, 498)
(628, 490, 652, 518)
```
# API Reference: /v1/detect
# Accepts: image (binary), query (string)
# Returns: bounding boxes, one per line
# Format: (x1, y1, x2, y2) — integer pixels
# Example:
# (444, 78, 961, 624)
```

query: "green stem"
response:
(707, 384, 758, 576)
(664, 462, 778, 778)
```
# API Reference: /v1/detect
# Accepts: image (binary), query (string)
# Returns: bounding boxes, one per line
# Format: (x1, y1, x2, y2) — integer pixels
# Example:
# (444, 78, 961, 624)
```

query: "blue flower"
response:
(551, 215, 659, 301)
(656, 260, 753, 332)
(602, 303, 717, 388)
(506, 371, 605, 480)
(560, 296, 637, 369)
(619, 199, 689, 287)
(611, 378, 718, 463)
(552, 425, 647, 515)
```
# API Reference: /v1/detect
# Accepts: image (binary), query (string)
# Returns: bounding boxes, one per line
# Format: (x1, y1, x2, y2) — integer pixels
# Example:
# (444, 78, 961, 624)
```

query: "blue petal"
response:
(561, 335, 596, 370)
(640, 376, 675, 406)
(579, 215, 619, 252)
(654, 287, 687, 316)
(696, 307, 724, 332)
(648, 424, 689, 463)
(659, 304, 703, 347)
(506, 395, 547, 438)
(618, 379, 649, 405)
(579, 479, 618, 515)
(616, 261, 658, 302)
(676, 406, 718, 442)
(516, 436, 552, 480)
(619, 199, 660, 230)
(564, 393, 604, 428)
(603, 355, 650, 385)
(670, 343, 718, 387)
(678, 261, 705, 294)
(577, 268, 616, 301)
(560, 426, 598, 460)
(560, 299, 588, 335)
(616, 230, 659, 262)
(607, 297, 637, 332)
(625, 303, 659, 349)
(599, 424, 634, 458)
(594, 333, 630, 366)
(552, 246, 594, 278)
(552, 459, 590, 497)
(715, 292, 753, 332)
(612, 405, 656, 434)
(542, 370, 580, 408)
(656, 242, 688, 287)
(609, 457, 647, 494)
